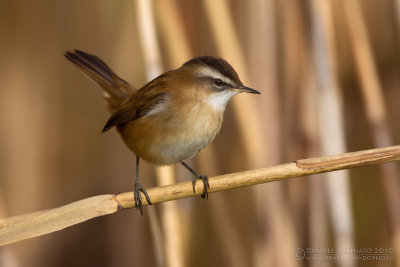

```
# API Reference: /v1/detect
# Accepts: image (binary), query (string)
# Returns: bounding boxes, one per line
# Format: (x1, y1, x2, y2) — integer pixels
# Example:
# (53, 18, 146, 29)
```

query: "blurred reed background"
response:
(0, 0, 399, 266)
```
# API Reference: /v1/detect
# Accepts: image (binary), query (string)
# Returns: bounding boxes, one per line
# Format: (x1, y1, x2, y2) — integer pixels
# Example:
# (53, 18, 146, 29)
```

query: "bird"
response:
(64, 50, 260, 214)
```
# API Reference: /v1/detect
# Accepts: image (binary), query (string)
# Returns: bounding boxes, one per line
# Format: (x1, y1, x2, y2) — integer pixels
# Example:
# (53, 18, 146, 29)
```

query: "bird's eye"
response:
(214, 79, 224, 87)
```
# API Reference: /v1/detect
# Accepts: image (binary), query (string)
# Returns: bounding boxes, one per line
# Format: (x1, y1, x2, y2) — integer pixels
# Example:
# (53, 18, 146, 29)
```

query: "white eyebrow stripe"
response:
(197, 66, 234, 86)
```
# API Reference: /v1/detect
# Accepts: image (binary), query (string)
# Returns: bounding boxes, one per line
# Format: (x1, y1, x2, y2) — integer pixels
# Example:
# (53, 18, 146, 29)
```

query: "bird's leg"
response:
(180, 161, 210, 199)
(134, 156, 152, 215)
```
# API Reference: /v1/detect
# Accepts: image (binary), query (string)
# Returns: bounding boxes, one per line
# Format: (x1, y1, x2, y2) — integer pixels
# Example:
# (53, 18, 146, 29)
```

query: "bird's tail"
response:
(64, 50, 136, 112)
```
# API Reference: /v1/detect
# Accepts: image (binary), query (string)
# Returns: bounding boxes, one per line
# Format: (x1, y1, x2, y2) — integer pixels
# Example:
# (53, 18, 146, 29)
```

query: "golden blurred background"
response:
(1, 0, 400, 266)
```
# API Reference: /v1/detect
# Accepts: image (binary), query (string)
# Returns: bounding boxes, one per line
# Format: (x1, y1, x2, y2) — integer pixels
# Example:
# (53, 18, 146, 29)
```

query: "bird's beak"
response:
(236, 85, 261, 94)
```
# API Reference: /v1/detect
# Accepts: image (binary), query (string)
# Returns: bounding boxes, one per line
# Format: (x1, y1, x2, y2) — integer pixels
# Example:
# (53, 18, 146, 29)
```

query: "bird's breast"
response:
(118, 102, 223, 165)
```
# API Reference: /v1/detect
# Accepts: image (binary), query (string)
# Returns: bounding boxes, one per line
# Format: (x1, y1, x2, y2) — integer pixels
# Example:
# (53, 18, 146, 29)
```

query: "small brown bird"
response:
(64, 50, 260, 214)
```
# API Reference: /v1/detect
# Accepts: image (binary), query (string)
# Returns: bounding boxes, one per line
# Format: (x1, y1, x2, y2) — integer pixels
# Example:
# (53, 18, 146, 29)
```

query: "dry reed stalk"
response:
(153, 2, 193, 266)
(341, 0, 400, 264)
(0, 247, 19, 267)
(197, 146, 248, 267)
(0, 189, 19, 267)
(155, 167, 184, 267)
(280, 0, 307, 158)
(146, 206, 165, 267)
(0, 145, 399, 247)
(103, 3, 152, 265)
(301, 63, 329, 267)
(1, 47, 49, 266)
(136, 1, 177, 266)
(247, 0, 282, 265)
(202, 0, 264, 165)
(158, 0, 251, 262)
(310, 2, 355, 267)
(258, 0, 302, 264)
(397, 0, 400, 46)
(136, 0, 163, 79)
(247, 1, 279, 265)
(203, 0, 298, 266)
(247, 0, 280, 164)
(155, 0, 191, 67)
(156, 1, 249, 265)
(278, 1, 321, 266)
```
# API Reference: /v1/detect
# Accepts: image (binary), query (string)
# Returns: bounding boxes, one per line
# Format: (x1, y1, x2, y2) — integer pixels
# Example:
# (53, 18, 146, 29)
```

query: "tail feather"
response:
(64, 50, 136, 112)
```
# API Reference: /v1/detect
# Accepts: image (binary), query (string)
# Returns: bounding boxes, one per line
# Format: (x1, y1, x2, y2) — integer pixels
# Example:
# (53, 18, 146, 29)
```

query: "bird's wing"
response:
(64, 50, 136, 112)
(102, 92, 170, 132)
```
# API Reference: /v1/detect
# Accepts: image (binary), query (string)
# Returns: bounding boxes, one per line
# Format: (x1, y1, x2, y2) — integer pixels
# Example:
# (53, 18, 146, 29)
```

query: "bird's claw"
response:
(192, 175, 210, 199)
(134, 181, 152, 215)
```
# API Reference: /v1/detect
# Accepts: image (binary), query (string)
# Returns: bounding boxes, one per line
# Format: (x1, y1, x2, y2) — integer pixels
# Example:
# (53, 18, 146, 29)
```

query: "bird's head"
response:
(179, 56, 260, 112)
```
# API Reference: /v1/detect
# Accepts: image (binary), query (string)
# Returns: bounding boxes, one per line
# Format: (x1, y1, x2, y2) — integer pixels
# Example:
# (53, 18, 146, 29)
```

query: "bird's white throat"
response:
(206, 90, 238, 112)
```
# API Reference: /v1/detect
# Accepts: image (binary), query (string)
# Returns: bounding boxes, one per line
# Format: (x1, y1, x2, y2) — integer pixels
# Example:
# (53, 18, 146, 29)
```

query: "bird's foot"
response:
(134, 181, 152, 215)
(192, 174, 210, 199)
